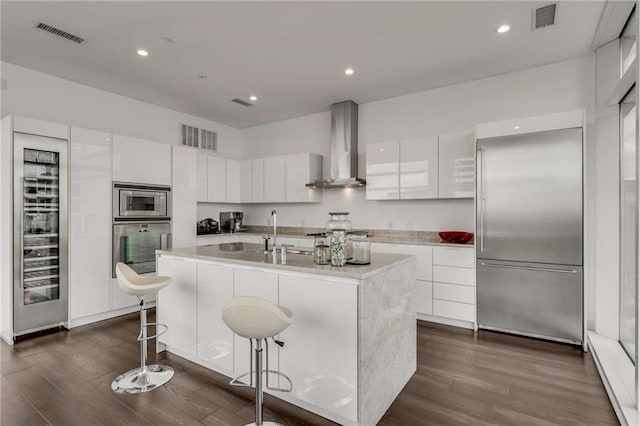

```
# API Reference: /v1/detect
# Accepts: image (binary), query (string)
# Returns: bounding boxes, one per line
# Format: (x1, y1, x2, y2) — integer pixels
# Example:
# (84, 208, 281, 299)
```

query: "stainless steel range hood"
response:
(306, 101, 366, 189)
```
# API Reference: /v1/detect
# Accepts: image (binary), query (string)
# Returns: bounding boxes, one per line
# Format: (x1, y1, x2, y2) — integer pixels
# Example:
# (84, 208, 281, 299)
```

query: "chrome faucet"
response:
(271, 210, 277, 257)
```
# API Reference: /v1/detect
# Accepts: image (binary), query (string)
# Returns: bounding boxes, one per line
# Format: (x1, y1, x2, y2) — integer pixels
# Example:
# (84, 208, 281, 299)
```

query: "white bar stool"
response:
(222, 296, 294, 426)
(111, 262, 174, 394)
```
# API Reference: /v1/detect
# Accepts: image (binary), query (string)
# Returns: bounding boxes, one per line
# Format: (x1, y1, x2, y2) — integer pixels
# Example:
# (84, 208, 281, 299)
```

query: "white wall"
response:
(241, 56, 596, 232)
(593, 40, 621, 339)
(0, 62, 243, 159)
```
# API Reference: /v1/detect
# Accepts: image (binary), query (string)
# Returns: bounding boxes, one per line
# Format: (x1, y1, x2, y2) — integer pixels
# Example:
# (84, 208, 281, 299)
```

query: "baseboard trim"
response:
(68, 302, 156, 328)
(417, 313, 476, 330)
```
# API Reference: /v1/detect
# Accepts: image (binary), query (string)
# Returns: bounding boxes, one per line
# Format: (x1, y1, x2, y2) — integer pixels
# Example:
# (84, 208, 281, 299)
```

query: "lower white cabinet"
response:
(157, 257, 198, 355)
(415, 280, 433, 315)
(233, 268, 279, 382)
(279, 275, 358, 422)
(433, 282, 475, 304)
(197, 263, 234, 372)
(433, 299, 476, 323)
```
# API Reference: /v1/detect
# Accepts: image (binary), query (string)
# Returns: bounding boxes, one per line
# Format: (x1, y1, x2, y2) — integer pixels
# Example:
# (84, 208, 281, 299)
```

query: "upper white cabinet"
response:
(112, 134, 171, 185)
(69, 127, 112, 320)
(226, 159, 240, 203)
(207, 155, 226, 202)
(196, 154, 208, 202)
(251, 159, 265, 202)
(285, 153, 322, 203)
(172, 146, 197, 249)
(264, 156, 286, 203)
(366, 141, 400, 200)
(239, 160, 252, 203)
(438, 131, 475, 198)
(400, 136, 439, 200)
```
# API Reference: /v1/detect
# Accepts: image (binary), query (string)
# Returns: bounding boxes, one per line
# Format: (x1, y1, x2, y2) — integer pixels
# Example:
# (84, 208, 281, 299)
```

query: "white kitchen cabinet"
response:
(433, 299, 476, 323)
(433, 282, 476, 304)
(264, 156, 286, 202)
(226, 159, 240, 203)
(279, 274, 358, 423)
(433, 246, 475, 268)
(197, 235, 224, 246)
(112, 134, 171, 185)
(197, 154, 208, 202)
(415, 280, 433, 315)
(433, 265, 476, 286)
(233, 268, 279, 381)
(400, 137, 439, 199)
(251, 159, 265, 202)
(285, 153, 322, 203)
(207, 155, 226, 202)
(157, 256, 198, 355)
(197, 263, 234, 372)
(438, 131, 475, 198)
(172, 146, 197, 249)
(366, 141, 400, 200)
(371, 243, 432, 281)
(69, 127, 112, 320)
(239, 160, 252, 203)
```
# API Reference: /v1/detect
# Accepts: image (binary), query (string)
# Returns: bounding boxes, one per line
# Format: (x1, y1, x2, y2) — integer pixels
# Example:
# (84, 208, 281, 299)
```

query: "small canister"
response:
(347, 231, 371, 265)
(312, 234, 330, 265)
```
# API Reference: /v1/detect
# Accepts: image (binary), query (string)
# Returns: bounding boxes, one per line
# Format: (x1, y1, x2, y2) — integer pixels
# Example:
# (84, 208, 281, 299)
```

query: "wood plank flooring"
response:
(1, 311, 618, 425)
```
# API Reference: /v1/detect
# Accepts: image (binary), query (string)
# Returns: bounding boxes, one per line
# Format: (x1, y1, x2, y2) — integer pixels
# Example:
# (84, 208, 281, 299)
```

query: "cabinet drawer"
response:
(415, 280, 433, 315)
(433, 265, 476, 286)
(433, 282, 475, 305)
(433, 299, 475, 322)
(433, 247, 475, 268)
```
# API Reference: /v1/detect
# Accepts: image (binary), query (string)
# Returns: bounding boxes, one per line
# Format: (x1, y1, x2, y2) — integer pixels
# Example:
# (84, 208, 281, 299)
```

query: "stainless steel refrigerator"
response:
(476, 127, 583, 346)
(13, 132, 68, 335)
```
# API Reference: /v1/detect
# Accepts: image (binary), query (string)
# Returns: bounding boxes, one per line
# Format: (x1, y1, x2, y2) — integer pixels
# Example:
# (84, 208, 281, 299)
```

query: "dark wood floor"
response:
(1, 311, 618, 426)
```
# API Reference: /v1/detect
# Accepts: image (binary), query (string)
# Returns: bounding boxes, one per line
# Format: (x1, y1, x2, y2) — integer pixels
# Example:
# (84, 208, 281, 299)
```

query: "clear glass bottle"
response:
(313, 234, 330, 265)
(326, 213, 351, 267)
(347, 231, 371, 265)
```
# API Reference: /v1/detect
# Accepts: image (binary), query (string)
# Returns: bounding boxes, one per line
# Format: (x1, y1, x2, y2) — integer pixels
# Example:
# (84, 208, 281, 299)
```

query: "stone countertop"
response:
(196, 231, 474, 248)
(158, 243, 415, 281)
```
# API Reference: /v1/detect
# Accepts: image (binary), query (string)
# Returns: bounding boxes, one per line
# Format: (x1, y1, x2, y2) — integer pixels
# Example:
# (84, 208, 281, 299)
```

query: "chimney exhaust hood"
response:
(306, 100, 366, 189)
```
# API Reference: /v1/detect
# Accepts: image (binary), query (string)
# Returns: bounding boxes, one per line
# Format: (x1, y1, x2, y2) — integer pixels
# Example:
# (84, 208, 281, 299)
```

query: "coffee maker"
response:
(219, 211, 245, 233)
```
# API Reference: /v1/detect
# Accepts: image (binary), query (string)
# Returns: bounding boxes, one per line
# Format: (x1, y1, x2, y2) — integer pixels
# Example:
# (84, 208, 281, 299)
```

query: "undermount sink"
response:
(254, 248, 313, 256)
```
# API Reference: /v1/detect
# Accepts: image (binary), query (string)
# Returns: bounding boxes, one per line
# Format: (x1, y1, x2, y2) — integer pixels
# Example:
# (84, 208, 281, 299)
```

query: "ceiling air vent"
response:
(231, 98, 253, 107)
(34, 22, 85, 44)
(181, 124, 217, 152)
(533, 3, 557, 30)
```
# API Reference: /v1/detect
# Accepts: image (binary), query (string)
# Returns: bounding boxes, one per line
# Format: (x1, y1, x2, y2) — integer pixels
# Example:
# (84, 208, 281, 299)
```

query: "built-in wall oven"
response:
(112, 183, 171, 277)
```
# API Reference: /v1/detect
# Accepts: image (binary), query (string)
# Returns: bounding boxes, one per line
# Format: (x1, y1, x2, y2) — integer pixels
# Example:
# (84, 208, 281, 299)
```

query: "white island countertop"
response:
(158, 242, 414, 280)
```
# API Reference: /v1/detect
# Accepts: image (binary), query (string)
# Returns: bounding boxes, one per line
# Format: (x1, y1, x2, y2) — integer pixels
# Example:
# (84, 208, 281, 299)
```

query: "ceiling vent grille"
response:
(533, 3, 557, 30)
(200, 129, 218, 151)
(231, 98, 253, 107)
(181, 124, 217, 152)
(34, 22, 85, 44)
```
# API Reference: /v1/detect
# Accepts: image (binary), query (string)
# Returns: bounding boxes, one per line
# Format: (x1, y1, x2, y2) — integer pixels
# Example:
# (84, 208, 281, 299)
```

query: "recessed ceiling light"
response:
(345, 68, 355, 76)
(249, 95, 258, 102)
(497, 25, 511, 34)
(137, 49, 149, 57)
(514, 125, 520, 129)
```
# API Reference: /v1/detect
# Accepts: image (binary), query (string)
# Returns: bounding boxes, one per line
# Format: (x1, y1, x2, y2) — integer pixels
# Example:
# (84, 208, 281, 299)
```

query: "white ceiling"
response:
(2, 1, 605, 129)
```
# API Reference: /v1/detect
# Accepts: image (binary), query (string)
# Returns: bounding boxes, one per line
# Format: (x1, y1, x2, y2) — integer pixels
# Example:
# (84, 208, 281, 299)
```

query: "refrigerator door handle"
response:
(478, 147, 485, 252)
(19, 177, 24, 289)
(479, 262, 579, 274)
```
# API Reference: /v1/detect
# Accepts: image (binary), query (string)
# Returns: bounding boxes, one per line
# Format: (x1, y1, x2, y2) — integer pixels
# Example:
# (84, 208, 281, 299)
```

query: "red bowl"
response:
(439, 231, 474, 244)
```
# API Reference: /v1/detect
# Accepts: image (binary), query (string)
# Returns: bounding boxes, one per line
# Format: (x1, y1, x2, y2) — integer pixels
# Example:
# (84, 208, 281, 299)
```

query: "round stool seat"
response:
(222, 296, 293, 339)
(115, 262, 172, 296)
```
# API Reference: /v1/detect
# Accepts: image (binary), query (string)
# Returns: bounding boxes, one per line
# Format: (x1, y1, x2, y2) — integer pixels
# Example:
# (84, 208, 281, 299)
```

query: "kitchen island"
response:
(156, 243, 416, 426)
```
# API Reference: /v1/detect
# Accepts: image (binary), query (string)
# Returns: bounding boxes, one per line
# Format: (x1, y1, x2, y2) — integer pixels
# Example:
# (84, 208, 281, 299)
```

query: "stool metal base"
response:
(111, 364, 174, 394)
(245, 422, 281, 426)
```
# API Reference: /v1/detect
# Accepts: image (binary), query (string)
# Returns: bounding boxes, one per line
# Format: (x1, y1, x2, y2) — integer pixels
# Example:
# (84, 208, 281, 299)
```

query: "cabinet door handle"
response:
(479, 262, 578, 274)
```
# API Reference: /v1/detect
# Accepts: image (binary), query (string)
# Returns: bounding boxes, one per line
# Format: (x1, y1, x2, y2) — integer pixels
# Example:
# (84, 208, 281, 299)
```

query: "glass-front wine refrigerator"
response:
(13, 132, 68, 335)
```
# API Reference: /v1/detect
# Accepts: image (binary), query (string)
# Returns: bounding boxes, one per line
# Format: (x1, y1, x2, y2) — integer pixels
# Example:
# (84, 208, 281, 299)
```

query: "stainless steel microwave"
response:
(113, 183, 171, 220)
